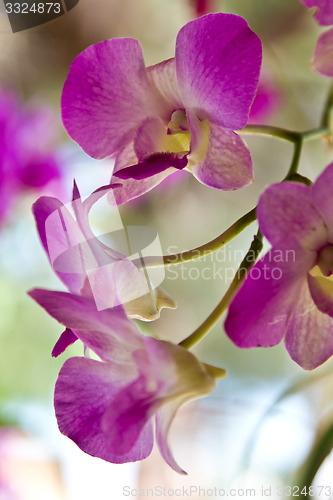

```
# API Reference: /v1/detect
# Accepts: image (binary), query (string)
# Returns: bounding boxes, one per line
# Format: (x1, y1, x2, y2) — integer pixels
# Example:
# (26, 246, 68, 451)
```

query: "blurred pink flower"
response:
(0, 89, 62, 226)
(248, 74, 282, 124)
(190, 0, 217, 17)
(300, 0, 333, 77)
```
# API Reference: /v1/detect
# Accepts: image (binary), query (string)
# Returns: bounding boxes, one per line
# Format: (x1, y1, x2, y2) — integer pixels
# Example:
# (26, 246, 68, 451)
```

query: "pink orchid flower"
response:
(61, 13, 262, 204)
(29, 289, 226, 474)
(33, 183, 175, 356)
(225, 164, 333, 370)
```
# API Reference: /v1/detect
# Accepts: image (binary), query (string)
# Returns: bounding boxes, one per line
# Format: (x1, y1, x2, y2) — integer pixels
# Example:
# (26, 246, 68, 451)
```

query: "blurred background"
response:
(0, 0, 333, 498)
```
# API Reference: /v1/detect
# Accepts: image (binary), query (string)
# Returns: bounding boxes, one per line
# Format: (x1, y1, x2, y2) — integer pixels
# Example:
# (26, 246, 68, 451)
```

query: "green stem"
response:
(242, 125, 299, 142)
(302, 126, 330, 141)
(284, 136, 303, 179)
(320, 81, 333, 130)
(243, 124, 330, 143)
(286, 173, 313, 186)
(299, 419, 333, 497)
(136, 207, 257, 268)
(179, 231, 263, 350)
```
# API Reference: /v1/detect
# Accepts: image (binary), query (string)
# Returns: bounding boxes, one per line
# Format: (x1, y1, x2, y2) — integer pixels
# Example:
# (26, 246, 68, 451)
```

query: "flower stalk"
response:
(179, 230, 263, 350)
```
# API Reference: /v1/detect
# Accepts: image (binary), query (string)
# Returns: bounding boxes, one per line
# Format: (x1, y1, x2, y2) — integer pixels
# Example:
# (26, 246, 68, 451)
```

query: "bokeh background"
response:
(0, 0, 332, 498)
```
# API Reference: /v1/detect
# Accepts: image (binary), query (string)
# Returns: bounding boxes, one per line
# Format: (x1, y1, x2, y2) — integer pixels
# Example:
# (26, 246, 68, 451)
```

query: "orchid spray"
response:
(29, 5, 333, 481)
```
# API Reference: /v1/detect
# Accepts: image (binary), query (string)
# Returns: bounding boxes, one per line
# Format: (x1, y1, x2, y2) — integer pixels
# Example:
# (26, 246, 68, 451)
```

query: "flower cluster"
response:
(31, 13, 256, 472)
(29, 6, 333, 475)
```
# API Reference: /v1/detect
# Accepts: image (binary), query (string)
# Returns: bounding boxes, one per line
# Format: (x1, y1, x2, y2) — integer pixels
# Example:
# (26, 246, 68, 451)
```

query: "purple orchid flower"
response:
(300, 0, 333, 26)
(28, 289, 226, 473)
(33, 183, 176, 356)
(225, 164, 333, 370)
(61, 13, 262, 204)
(0, 89, 61, 225)
(299, 0, 333, 77)
(312, 27, 333, 77)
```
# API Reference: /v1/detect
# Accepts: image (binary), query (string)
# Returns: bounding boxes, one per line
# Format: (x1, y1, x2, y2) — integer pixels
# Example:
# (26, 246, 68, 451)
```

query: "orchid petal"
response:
(28, 289, 141, 361)
(55, 357, 153, 463)
(155, 360, 227, 474)
(312, 28, 333, 77)
(144, 338, 218, 396)
(86, 259, 176, 319)
(146, 58, 182, 111)
(115, 153, 187, 180)
(111, 141, 174, 205)
(61, 38, 167, 159)
(114, 116, 188, 181)
(123, 286, 177, 321)
(134, 116, 190, 160)
(51, 328, 77, 357)
(32, 196, 86, 294)
(108, 260, 176, 320)
(175, 13, 262, 129)
(257, 182, 327, 251)
(312, 163, 333, 241)
(225, 253, 308, 348)
(111, 171, 178, 205)
(301, 0, 333, 25)
(155, 397, 189, 475)
(101, 349, 160, 455)
(284, 276, 333, 369)
(33, 196, 63, 254)
(188, 114, 253, 190)
(148, 338, 219, 474)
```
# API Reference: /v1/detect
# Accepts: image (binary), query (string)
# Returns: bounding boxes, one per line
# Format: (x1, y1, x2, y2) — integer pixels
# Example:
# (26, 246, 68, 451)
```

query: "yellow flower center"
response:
(308, 246, 333, 302)
(317, 244, 333, 277)
(164, 110, 210, 169)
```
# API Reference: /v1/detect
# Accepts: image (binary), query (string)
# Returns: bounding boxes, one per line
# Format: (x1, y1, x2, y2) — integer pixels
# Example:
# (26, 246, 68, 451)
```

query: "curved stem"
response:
(241, 125, 299, 142)
(242, 124, 330, 143)
(137, 207, 257, 268)
(286, 173, 312, 186)
(179, 231, 263, 350)
(284, 136, 303, 179)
